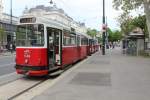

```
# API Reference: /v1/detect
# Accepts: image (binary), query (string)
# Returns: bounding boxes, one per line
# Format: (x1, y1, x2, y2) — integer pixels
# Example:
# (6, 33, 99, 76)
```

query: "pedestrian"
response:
(109, 42, 112, 49)
(10, 43, 13, 53)
(99, 43, 102, 50)
(112, 42, 115, 49)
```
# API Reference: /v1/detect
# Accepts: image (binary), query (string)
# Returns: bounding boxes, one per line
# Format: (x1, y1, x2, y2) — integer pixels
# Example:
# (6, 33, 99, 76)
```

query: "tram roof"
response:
(19, 15, 90, 38)
(19, 15, 71, 30)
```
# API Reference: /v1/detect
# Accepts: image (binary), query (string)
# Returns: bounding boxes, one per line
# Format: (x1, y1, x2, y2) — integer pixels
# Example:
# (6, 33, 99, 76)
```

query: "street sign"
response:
(102, 24, 107, 32)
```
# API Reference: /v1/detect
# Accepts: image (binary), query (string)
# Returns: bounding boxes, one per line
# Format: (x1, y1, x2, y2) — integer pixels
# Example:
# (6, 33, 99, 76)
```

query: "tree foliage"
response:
(0, 27, 5, 45)
(119, 15, 148, 37)
(87, 28, 97, 38)
(86, 28, 102, 43)
(120, 16, 135, 35)
(113, 0, 143, 12)
(113, 0, 150, 38)
(107, 28, 122, 42)
(132, 15, 148, 36)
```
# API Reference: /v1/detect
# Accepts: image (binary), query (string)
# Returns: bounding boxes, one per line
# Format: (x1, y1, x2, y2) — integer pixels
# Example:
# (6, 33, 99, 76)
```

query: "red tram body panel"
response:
(79, 46, 87, 59)
(15, 48, 49, 76)
(62, 46, 79, 67)
(16, 48, 47, 66)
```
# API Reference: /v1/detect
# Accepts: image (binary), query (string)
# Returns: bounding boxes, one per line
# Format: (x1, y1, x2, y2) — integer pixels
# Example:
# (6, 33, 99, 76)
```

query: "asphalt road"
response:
(0, 55, 16, 76)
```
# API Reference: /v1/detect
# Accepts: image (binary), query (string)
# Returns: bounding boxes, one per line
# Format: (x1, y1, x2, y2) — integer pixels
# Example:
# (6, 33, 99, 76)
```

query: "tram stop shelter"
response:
(122, 28, 145, 56)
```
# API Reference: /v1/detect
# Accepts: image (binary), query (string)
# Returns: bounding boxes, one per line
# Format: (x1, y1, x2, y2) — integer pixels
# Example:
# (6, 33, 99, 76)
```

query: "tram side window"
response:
(77, 36, 80, 46)
(63, 32, 76, 46)
(89, 39, 93, 45)
(81, 37, 88, 45)
(36, 24, 44, 45)
(70, 34, 76, 45)
(63, 32, 71, 46)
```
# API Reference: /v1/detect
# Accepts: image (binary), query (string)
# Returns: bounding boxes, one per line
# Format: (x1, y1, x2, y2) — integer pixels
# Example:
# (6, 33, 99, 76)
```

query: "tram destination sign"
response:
(20, 17, 36, 23)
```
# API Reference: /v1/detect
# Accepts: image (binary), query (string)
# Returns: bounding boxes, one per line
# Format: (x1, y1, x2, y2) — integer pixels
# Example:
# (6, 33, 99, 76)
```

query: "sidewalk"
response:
(32, 49, 150, 100)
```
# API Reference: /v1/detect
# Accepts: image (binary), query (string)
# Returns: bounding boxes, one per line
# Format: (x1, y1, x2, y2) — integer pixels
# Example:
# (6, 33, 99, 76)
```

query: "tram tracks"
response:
(0, 67, 65, 99)
(8, 79, 47, 100)
(0, 72, 22, 87)
(0, 75, 49, 100)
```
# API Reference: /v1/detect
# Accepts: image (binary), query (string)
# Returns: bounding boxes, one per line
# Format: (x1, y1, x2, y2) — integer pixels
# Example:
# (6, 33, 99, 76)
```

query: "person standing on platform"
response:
(10, 43, 13, 53)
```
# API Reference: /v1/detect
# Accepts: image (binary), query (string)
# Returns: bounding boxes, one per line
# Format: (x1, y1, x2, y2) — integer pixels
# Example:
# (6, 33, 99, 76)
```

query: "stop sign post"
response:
(102, 24, 107, 32)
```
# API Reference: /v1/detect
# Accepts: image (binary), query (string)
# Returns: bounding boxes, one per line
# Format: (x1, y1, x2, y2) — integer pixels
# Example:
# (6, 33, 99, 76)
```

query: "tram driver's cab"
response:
(15, 17, 63, 76)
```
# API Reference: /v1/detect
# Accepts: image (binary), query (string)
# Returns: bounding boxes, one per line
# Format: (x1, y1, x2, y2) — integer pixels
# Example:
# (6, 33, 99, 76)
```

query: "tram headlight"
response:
(25, 59, 29, 64)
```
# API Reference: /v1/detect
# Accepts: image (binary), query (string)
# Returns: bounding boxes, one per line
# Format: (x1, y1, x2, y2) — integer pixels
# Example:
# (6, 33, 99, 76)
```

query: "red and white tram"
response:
(15, 16, 98, 76)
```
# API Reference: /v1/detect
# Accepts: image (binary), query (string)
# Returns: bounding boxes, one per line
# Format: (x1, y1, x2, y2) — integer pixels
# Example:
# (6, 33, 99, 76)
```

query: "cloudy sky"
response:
(3, 0, 121, 31)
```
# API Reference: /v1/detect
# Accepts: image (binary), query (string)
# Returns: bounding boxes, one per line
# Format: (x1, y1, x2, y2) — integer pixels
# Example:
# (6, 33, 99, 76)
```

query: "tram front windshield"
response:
(16, 24, 44, 47)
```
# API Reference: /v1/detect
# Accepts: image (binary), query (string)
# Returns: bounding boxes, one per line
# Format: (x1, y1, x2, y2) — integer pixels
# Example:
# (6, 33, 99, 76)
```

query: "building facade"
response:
(0, 0, 18, 49)
(23, 4, 87, 34)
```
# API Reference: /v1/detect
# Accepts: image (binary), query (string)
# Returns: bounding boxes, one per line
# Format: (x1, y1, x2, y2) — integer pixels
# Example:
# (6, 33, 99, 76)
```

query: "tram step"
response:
(50, 70, 63, 76)
(48, 66, 60, 73)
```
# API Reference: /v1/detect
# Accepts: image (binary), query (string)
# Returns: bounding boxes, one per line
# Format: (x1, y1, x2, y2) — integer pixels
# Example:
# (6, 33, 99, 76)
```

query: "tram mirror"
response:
(38, 24, 44, 32)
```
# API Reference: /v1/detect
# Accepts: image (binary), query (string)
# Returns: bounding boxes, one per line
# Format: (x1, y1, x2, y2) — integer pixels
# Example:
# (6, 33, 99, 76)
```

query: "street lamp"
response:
(102, 0, 106, 55)
(50, 0, 53, 4)
(10, 0, 12, 25)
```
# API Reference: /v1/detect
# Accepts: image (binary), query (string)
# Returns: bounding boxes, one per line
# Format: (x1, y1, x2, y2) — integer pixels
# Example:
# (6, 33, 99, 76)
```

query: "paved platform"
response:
(32, 48, 150, 100)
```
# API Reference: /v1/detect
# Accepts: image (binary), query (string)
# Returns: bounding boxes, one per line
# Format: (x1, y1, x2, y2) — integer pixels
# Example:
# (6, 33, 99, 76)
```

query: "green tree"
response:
(120, 16, 136, 35)
(118, 15, 148, 37)
(86, 28, 102, 43)
(107, 28, 114, 42)
(113, 0, 150, 38)
(87, 28, 97, 38)
(132, 15, 148, 37)
(107, 28, 122, 42)
(0, 27, 5, 46)
(113, 30, 123, 41)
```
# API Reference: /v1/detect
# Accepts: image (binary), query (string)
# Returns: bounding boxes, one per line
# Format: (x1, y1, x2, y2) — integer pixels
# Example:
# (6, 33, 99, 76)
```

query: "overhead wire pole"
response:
(10, 0, 12, 43)
(106, 16, 108, 49)
(102, 0, 106, 55)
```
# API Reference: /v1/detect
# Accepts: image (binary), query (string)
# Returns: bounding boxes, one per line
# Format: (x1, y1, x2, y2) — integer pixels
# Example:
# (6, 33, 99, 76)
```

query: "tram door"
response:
(77, 35, 80, 58)
(47, 27, 62, 68)
(89, 39, 92, 54)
